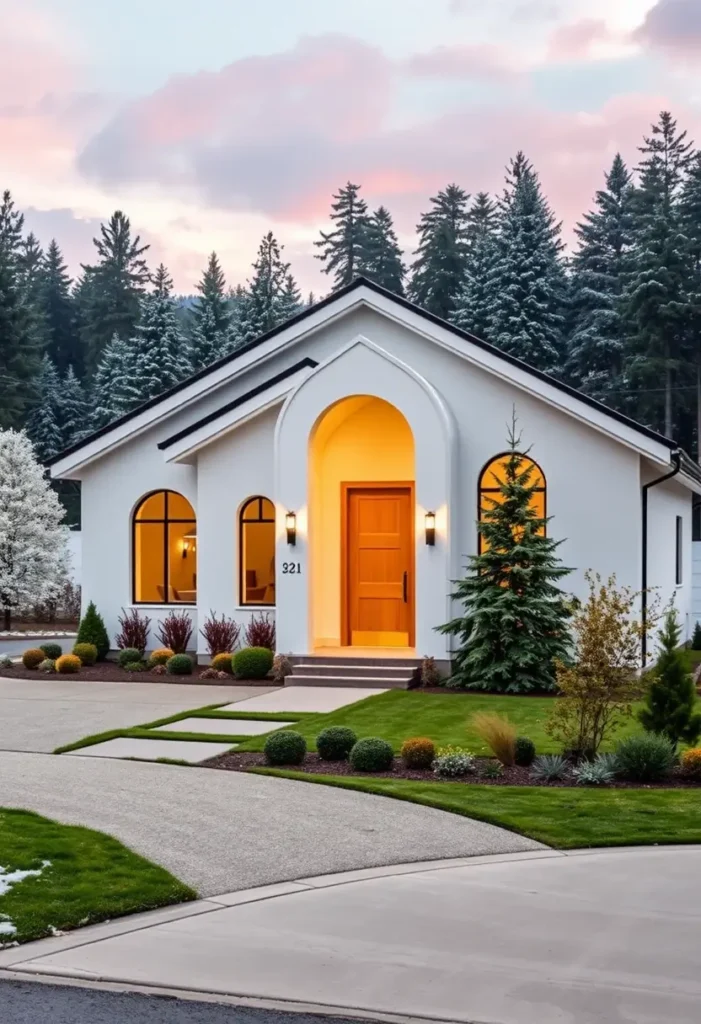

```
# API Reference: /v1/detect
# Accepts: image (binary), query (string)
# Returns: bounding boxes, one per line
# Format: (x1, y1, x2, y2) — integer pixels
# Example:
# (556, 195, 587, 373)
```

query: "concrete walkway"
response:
(0, 751, 542, 895)
(2, 847, 699, 1024)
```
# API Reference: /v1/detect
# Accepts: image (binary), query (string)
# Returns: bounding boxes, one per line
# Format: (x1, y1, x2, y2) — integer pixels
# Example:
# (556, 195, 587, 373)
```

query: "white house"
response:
(49, 280, 701, 669)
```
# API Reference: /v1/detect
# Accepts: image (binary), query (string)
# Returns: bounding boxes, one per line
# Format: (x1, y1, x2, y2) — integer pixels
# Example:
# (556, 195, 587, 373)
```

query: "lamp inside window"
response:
(182, 531, 197, 558)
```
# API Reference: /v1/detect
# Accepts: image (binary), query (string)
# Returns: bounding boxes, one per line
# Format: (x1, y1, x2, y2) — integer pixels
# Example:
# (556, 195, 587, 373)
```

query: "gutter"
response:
(641, 449, 682, 666)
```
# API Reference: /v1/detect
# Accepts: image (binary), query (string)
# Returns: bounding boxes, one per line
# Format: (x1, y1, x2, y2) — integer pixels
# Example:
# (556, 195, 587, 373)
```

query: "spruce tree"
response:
(133, 266, 190, 402)
(39, 240, 80, 375)
(681, 151, 701, 457)
(190, 252, 231, 370)
(276, 273, 303, 323)
(409, 184, 470, 320)
(692, 620, 701, 651)
(79, 211, 150, 373)
(364, 206, 405, 295)
(235, 233, 300, 346)
(566, 155, 635, 401)
(486, 154, 566, 373)
(91, 334, 141, 429)
(58, 366, 88, 448)
(438, 418, 572, 693)
(450, 192, 498, 337)
(639, 607, 701, 749)
(25, 354, 62, 463)
(76, 600, 110, 660)
(315, 182, 371, 289)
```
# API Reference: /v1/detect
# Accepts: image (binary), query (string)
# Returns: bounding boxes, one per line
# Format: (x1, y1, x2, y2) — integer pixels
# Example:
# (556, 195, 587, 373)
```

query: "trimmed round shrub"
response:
(56, 654, 81, 674)
(316, 726, 357, 761)
(681, 748, 701, 778)
(349, 737, 394, 772)
(211, 652, 234, 674)
(166, 654, 193, 676)
(39, 642, 62, 660)
(514, 736, 536, 767)
(38, 658, 56, 673)
(264, 730, 307, 766)
(150, 664, 167, 676)
(123, 661, 145, 673)
(148, 647, 174, 667)
(233, 646, 274, 679)
(400, 737, 436, 770)
(22, 648, 45, 669)
(615, 734, 675, 783)
(117, 647, 142, 668)
(73, 642, 98, 666)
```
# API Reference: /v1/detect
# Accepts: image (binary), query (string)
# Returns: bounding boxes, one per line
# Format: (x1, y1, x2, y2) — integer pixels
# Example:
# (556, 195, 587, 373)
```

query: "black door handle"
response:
(403, 571, 408, 603)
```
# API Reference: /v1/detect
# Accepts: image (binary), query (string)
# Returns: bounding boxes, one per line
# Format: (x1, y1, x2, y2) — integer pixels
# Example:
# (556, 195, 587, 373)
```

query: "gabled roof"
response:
(49, 277, 694, 482)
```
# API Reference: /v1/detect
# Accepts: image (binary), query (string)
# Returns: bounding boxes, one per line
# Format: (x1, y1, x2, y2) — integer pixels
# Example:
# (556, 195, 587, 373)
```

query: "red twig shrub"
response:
(115, 607, 151, 654)
(245, 612, 275, 650)
(156, 610, 193, 654)
(200, 611, 241, 656)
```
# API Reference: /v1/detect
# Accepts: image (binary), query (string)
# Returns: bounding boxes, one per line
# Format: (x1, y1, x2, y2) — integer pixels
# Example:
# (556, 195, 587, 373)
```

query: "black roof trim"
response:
(158, 357, 318, 451)
(49, 275, 679, 467)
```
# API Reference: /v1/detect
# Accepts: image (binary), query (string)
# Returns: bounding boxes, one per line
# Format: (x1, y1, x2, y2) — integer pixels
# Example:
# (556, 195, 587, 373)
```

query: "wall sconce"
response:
(425, 511, 436, 547)
(182, 531, 196, 558)
(285, 511, 297, 546)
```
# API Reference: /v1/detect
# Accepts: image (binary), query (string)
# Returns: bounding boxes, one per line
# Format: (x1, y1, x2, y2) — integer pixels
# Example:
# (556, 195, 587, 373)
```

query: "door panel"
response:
(344, 486, 413, 647)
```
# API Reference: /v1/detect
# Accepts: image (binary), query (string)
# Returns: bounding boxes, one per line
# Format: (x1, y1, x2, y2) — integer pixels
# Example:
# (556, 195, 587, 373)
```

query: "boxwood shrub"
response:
(73, 642, 98, 666)
(148, 647, 174, 667)
(56, 654, 81, 674)
(316, 726, 357, 761)
(39, 642, 62, 660)
(233, 646, 273, 679)
(349, 737, 394, 772)
(117, 647, 142, 668)
(264, 730, 307, 766)
(514, 736, 536, 767)
(166, 654, 193, 676)
(211, 652, 234, 674)
(22, 648, 45, 669)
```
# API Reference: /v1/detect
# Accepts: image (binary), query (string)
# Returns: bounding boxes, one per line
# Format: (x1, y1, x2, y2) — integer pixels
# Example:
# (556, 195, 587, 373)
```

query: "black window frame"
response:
(239, 495, 276, 607)
(676, 514, 683, 586)
(132, 489, 196, 605)
(477, 452, 547, 555)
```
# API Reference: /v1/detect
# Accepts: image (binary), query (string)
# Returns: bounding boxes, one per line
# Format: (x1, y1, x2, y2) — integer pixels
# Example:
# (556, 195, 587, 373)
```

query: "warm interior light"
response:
(182, 531, 196, 558)
(425, 511, 436, 546)
(286, 511, 297, 546)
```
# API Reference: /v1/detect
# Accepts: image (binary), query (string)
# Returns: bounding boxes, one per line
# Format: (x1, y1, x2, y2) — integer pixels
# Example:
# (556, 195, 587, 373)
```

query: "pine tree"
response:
(680, 151, 701, 457)
(91, 334, 141, 429)
(315, 182, 371, 289)
(486, 154, 566, 373)
(76, 600, 110, 660)
(25, 354, 62, 463)
(0, 428, 69, 629)
(190, 252, 231, 370)
(133, 266, 190, 402)
(58, 366, 88, 449)
(39, 240, 80, 375)
(364, 206, 405, 295)
(450, 192, 498, 337)
(408, 184, 470, 320)
(235, 233, 300, 346)
(79, 211, 150, 373)
(639, 607, 701, 749)
(624, 112, 693, 438)
(438, 417, 572, 693)
(692, 620, 701, 651)
(566, 155, 635, 401)
(275, 273, 303, 323)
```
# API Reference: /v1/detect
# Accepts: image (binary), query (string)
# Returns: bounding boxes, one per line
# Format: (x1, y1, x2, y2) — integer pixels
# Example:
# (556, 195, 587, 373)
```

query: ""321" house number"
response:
(282, 562, 302, 574)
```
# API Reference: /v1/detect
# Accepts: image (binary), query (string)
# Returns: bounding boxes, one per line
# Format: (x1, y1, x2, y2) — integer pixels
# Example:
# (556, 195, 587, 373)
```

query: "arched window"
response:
(239, 496, 276, 606)
(133, 490, 196, 604)
(478, 453, 546, 554)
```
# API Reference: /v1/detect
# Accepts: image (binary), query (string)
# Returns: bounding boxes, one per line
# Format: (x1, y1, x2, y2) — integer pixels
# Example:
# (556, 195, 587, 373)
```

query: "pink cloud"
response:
(633, 0, 701, 57)
(406, 44, 523, 80)
(546, 19, 612, 61)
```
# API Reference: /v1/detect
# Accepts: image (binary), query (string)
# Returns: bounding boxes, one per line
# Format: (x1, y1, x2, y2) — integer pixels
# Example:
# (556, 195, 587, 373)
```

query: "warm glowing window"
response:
(239, 496, 276, 606)
(133, 490, 196, 604)
(478, 454, 546, 553)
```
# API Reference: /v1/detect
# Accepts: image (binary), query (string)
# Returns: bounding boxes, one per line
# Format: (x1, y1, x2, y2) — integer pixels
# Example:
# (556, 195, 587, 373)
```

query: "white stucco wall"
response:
(693, 542, 701, 628)
(645, 474, 693, 639)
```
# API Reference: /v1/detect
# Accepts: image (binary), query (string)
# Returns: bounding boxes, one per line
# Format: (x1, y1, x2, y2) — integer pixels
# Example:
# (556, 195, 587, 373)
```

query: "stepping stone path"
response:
(223, 686, 387, 714)
(66, 737, 234, 764)
(152, 717, 294, 736)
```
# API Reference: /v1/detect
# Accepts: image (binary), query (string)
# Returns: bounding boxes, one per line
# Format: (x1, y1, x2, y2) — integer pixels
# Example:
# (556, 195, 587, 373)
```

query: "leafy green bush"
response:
(481, 761, 504, 779)
(38, 658, 56, 673)
(56, 654, 81, 674)
(123, 661, 145, 673)
(573, 754, 618, 786)
(166, 654, 193, 676)
(615, 734, 675, 782)
(433, 746, 476, 777)
(349, 737, 394, 772)
(76, 601, 110, 660)
(22, 648, 45, 669)
(211, 653, 234, 674)
(400, 737, 436, 769)
(530, 754, 568, 782)
(118, 647, 142, 668)
(73, 642, 98, 665)
(233, 646, 273, 679)
(514, 736, 536, 767)
(39, 642, 62, 660)
(264, 730, 307, 766)
(316, 726, 357, 761)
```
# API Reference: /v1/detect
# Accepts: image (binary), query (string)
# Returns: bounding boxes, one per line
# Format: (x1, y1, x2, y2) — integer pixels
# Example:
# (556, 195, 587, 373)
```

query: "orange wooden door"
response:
(344, 486, 413, 647)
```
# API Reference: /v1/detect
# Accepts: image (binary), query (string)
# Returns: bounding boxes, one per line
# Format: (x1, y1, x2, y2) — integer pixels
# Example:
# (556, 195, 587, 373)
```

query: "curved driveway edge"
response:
(0, 751, 543, 896)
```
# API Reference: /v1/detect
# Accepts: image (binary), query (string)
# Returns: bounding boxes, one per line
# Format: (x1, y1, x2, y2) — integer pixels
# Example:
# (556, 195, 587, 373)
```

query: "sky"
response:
(2, 0, 701, 294)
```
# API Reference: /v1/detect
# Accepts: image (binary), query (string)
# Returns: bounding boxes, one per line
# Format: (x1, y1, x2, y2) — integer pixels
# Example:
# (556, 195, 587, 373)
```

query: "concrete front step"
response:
(293, 662, 416, 678)
(287, 674, 411, 689)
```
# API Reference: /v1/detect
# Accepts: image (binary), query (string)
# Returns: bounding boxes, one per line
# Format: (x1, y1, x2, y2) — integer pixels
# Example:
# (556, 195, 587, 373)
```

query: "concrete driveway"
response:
(2, 846, 699, 1024)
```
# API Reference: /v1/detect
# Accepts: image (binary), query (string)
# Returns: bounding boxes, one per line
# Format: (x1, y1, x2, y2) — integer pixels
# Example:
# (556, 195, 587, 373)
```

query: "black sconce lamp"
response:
(425, 511, 436, 546)
(286, 511, 297, 546)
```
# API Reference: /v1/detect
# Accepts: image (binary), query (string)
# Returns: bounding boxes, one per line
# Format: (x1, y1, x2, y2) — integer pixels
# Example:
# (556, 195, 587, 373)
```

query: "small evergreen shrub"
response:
(38, 658, 56, 673)
(22, 648, 45, 669)
(233, 646, 273, 679)
(316, 726, 357, 761)
(400, 737, 436, 769)
(481, 761, 504, 779)
(514, 736, 536, 767)
(349, 737, 394, 772)
(272, 653, 293, 682)
(76, 601, 110, 660)
(73, 642, 98, 665)
(530, 754, 568, 783)
(615, 734, 675, 782)
(573, 755, 618, 786)
(148, 648, 174, 667)
(211, 653, 234, 674)
(200, 612, 240, 657)
(39, 642, 62, 660)
(166, 654, 193, 676)
(117, 647, 142, 668)
(245, 612, 275, 650)
(150, 664, 167, 676)
(639, 609, 701, 750)
(264, 730, 307, 766)
(433, 746, 476, 777)
(156, 611, 193, 654)
(123, 661, 145, 673)
(56, 654, 81, 674)
(692, 622, 701, 651)
(115, 607, 151, 654)
(680, 748, 701, 778)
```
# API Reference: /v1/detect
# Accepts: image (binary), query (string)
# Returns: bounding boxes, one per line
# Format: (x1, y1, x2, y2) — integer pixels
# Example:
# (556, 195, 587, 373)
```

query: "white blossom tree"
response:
(0, 429, 69, 629)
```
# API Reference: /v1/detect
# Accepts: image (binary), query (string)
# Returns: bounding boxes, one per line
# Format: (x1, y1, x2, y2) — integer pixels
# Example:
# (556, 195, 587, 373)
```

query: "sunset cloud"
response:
(633, 0, 701, 57)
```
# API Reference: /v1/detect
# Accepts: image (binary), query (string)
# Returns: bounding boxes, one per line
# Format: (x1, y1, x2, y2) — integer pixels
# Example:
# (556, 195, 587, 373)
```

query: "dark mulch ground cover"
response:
(0, 662, 272, 686)
(201, 749, 701, 789)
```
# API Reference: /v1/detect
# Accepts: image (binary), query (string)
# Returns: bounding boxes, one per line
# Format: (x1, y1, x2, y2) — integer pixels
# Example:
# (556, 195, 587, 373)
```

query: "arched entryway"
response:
(309, 396, 415, 649)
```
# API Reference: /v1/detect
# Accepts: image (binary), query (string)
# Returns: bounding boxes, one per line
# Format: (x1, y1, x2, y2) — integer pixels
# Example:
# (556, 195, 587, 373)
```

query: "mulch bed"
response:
(0, 663, 272, 686)
(202, 750, 701, 789)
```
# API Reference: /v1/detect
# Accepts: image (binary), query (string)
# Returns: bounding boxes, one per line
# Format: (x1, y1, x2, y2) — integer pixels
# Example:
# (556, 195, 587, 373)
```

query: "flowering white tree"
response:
(0, 430, 69, 629)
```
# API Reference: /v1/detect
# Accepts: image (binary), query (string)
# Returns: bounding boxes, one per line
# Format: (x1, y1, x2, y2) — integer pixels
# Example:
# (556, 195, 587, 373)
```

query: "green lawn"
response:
(255, 769, 701, 849)
(236, 689, 645, 754)
(0, 808, 195, 944)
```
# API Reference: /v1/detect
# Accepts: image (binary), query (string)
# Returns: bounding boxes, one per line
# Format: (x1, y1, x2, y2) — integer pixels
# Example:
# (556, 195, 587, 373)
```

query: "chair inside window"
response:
(245, 570, 267, 603)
